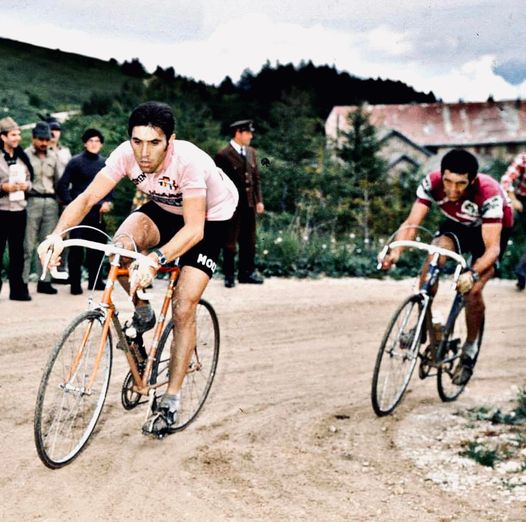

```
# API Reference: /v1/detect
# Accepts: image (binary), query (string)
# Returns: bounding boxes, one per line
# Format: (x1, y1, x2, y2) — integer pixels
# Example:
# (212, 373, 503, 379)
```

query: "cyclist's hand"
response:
(37, 234, 64, 269)
(129, 255, 158, 296)
(379, 249, 400, 271)
(456, 270, 477, 294)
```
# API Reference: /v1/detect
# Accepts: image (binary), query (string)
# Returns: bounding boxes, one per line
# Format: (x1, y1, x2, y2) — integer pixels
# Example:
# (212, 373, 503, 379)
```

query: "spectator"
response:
(501, 152, 526, 290)
(214, 119, 264, 288)
(57, 128, 112, 294)
(45, 116, 72, 176)
(46, 116, 72, 280)
(24, 121, 61, 294)
(0, 117, 33, 300)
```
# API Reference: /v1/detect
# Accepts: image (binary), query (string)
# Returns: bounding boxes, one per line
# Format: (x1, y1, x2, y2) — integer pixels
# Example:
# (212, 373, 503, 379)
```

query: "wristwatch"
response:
(469, 268, 480, 281)
(152, 248, 168, 266)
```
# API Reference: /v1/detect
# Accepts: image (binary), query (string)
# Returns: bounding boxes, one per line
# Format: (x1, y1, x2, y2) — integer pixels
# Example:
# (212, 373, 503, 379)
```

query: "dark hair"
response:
(440, 149, 479, 182)
(127, 101, 175, 140)
(82, 128, 105, 144)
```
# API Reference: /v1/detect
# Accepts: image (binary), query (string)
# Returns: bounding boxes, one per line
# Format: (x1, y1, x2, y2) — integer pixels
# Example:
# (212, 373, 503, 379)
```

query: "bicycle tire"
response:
(371, 295, 425, 416)
(151, 299, 220, 431)
(436, 302, 484, 402)
(34, 310, 112, 469)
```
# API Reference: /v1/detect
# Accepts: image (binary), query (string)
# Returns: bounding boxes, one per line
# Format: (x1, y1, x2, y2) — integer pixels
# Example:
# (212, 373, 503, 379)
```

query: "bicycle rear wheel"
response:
(371, 295, 425, 416)
(151, 299, 220, 431)
(437, 302, 484, 401)
(34, 310, 112, 468)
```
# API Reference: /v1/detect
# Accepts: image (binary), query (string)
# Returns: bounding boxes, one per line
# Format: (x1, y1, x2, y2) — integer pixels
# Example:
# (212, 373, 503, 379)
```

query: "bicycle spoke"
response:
(34, 311, 112, 468)
(372, 296, 423, 416)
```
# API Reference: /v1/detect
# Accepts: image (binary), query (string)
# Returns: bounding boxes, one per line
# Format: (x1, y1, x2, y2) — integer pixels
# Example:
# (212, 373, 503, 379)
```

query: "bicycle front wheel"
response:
(151, 299, 220, 431)
(371, 295, 425, 416)
(34, 310, 112, 468)
(437, 302, 484, 402)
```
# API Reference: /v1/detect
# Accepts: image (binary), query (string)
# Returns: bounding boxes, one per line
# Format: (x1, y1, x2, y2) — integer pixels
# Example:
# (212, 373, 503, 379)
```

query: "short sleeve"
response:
(416, 173, 434, 207)
(179, 161, 207, 199)
(104, 142, 133, 182)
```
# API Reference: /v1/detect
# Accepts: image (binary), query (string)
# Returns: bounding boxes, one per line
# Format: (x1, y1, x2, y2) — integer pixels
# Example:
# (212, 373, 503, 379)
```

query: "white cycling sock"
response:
(462, 340, 478, 359)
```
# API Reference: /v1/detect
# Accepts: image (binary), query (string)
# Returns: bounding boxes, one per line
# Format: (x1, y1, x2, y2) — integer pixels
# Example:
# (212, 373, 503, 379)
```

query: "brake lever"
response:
(40, 250, 53, 280)
(376, 245, 389, 270)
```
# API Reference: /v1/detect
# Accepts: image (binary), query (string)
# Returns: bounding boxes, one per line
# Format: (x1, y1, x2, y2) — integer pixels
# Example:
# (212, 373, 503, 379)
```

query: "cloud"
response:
(1, 3, 525, 103)
(493, 60, 526, 86)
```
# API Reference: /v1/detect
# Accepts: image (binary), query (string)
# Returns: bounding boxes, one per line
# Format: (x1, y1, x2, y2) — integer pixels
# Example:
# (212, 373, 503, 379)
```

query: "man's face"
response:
(235, 130, 253, 147)
(442, 169, 471, 201)
(32, 136, 50, 153)
(1, 129, 21, 151)
(130, 125, 171, 173)
(50, 129, 61, 145)
(84, 136, 103, 155)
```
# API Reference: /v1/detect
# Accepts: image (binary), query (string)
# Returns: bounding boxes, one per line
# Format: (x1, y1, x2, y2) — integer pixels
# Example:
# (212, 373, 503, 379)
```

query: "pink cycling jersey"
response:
(416, 171, 513, 228)
(104, 140, 238, 221)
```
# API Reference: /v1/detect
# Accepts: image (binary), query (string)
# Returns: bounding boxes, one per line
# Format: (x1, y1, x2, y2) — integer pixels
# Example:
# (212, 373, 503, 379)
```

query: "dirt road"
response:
(1, 277, 524, 521)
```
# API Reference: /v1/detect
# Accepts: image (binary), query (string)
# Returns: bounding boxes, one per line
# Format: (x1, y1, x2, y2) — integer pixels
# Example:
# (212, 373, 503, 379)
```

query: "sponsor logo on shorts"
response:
(197, 253, 217, 273)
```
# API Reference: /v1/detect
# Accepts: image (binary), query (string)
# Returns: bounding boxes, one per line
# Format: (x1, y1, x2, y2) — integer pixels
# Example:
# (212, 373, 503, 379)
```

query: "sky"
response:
(2, 0, 526, 103)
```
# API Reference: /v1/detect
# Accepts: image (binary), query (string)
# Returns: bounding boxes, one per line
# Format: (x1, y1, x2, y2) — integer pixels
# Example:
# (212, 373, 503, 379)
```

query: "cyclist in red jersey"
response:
(381, 149, 513, 385)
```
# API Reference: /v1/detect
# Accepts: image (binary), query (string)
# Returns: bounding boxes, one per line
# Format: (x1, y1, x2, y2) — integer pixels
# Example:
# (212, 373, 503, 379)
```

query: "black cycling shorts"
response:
(437, 219, 512, 263)
(134, 201, 227, 278)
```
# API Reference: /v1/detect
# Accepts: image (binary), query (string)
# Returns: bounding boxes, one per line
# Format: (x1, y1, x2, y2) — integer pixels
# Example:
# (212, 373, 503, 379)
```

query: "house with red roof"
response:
(325, 100, 526, 175)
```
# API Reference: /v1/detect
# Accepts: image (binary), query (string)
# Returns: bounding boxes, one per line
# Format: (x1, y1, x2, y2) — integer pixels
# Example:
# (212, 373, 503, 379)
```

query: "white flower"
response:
(303, 235, 309, 241)
(263, 249, 269, 256)
(322, 244, 327, 249)
(350, 233, 356, 239)
(275, 237, 283, 244)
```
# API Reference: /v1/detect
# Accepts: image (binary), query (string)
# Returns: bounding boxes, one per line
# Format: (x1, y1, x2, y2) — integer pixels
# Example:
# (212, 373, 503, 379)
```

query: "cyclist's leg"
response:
(463, 267, 492, 343)
(167, 266, 210, 394)
(418, 233, 457, 293)
(143, 219, 226, 436)
(112, 209, 160, 292)
(112, 207, 161, 330)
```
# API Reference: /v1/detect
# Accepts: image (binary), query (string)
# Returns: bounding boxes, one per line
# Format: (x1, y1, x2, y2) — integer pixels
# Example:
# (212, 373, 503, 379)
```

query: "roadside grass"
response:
(458, 386, 526, 472)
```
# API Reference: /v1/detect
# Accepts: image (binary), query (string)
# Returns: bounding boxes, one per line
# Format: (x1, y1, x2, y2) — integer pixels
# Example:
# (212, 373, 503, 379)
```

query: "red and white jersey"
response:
(416, 171, 513, 228)
(104, 140, 238, 221)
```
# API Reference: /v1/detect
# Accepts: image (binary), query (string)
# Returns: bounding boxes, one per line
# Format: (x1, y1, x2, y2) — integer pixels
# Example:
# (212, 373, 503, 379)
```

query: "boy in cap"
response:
(0, 116, 33, 300)
(214, 119, 264, 287)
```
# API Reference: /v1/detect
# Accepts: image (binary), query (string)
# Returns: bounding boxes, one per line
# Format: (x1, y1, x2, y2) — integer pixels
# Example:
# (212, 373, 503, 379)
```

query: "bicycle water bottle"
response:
(124, 322, 147, 363)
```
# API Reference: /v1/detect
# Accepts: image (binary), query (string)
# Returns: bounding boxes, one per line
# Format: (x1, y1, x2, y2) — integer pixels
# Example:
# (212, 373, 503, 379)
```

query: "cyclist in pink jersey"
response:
(380, 149, 513, 385)
(38, 101, 238, 436)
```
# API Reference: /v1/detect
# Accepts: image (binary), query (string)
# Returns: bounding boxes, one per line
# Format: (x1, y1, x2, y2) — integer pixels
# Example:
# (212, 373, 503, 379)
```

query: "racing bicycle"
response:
(371, 238, 484, 416)
(34, 236, 220, 468)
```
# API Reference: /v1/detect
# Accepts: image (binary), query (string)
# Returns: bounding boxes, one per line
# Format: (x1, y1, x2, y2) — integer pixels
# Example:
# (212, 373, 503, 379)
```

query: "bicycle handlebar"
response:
(377, 240, 467, 270)
(42, 238, 156, 280)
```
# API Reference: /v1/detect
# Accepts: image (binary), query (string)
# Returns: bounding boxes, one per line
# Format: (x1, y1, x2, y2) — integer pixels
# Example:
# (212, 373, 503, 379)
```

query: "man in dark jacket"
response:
(57, 128, 112, 294)
(214, 120, 264, 288)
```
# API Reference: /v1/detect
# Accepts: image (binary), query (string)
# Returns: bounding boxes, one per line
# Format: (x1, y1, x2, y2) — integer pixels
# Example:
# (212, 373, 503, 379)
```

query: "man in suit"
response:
(214, 120, 264, 288)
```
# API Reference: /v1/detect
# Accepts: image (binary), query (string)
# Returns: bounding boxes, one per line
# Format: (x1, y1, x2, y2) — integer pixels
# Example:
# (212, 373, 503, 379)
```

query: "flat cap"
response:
(0, 116, 19, 133)
(229, 119, 255, 132)
(32, 121, 52, 139)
